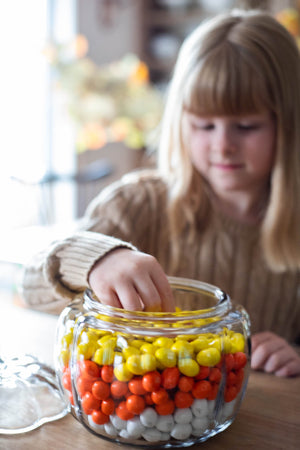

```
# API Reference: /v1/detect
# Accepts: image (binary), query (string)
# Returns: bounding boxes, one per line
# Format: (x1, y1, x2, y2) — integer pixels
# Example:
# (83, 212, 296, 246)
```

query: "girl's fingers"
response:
(115, 282, 144, 311)
(133, 275, 163, 312)
(251, 333, 286, 370)
(96, 289, 122, 309)
(274, 358, 300, 377)
(263, 346, 294, 373)
(150, 268, 175, 312)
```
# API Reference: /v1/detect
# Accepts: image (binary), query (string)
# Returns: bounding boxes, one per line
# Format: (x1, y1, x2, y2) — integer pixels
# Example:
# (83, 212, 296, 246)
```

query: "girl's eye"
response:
(237, 123, 260, 131)
(191, 122, 214, 130)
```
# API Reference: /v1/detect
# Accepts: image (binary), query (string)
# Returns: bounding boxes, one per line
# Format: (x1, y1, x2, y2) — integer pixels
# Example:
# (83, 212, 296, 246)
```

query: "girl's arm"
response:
(251, 331, 300, 377)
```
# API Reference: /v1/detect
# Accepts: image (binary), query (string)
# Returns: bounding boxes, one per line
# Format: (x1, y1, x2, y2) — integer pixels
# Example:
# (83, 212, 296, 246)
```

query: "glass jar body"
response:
(55, 277, 251, 448)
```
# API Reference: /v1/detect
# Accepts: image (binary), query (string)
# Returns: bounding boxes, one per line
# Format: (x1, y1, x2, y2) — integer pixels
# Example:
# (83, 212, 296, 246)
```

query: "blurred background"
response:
(0, 0, 299, 294)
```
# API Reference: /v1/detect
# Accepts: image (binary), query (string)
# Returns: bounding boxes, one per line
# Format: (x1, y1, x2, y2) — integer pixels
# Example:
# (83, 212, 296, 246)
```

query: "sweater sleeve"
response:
(20, 173, 154, 314)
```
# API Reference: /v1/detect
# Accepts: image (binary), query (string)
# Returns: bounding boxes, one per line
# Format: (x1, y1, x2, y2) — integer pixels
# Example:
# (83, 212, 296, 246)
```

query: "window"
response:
(0, 0, 77, 231)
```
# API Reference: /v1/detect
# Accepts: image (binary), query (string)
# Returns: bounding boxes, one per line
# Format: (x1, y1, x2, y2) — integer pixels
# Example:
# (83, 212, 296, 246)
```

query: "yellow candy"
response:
(126, 355, 144, 375)
(140, 343, 156, 355)
(175, 334, 196, 341)
(97, 335, 117, 347)
(191, 336, 210, 352)
(126, 353, 156, 375)
(141, 353, 156, 372)
(196, 348, 221, 367)
(114, 363, 133, 382)
(61, 332, 73, 348)
(207, 336, 221, 352)
(155, 348, 177, 368)
(130, 339, 145, 349)
(221, 335, 232, 354)
(77, 342, 96, 360)
(178, 358, 200, 377)
(171, 340, 194, 358)
(230, 333, 245, 353)
(153, 337, 173, 348)
(93, 344, 115, 365)
(59, 349, 69, 366)
(123, 346, 140, 360)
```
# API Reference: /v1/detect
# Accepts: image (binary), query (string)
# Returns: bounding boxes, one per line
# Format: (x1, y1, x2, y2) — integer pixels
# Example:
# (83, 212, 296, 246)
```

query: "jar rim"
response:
(83, 276, 231, 322)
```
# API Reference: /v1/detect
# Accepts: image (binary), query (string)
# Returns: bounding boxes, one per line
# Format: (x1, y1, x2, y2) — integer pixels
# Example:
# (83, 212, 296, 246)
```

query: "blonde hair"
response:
(158, 9, 300, 272)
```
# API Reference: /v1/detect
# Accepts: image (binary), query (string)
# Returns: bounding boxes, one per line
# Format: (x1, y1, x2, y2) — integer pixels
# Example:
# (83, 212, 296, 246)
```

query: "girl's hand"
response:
(251, 331, 300, 377)
(88, 248, 175, 312)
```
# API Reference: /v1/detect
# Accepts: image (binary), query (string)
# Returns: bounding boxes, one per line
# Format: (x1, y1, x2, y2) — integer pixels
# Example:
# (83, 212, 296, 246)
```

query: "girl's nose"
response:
(213, 126, 236, 155)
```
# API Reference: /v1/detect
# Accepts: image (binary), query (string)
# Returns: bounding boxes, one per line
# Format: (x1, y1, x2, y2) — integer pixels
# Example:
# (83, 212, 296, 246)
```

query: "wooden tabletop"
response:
(1, 290, 300, 450)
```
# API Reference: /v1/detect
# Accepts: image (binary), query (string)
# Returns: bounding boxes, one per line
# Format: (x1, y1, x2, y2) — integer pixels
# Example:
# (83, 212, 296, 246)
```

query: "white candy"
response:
(87, 415, 105, 432)
(126, 416, 145, 439)
(119, 429, 130, 439)
(207, 400, 216, 417)
(174, 407, 193, 424)
(110, 414, 127, 430)
(140, 407, 158, 427)
(104, 422, 118, 437)
(191, 399, 209, 418)
(171, 423, 192, 440)
(156, 414, 174, 432)
(221, 399, 237, 421)
(160, 432, 170, 441)
(142, 427, 162, 442)
(191, 416, 209, 436)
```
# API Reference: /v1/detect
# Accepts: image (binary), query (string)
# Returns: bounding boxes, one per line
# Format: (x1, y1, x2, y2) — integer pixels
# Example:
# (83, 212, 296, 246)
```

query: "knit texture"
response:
(22, 170, 300, 343)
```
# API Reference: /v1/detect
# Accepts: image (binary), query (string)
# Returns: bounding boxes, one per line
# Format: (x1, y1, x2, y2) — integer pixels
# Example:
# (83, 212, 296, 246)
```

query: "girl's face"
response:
(184, 111, 276, 198)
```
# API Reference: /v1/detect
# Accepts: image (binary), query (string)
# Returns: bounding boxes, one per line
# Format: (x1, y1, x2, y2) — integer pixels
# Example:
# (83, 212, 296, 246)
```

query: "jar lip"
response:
(83, 276, 231, 321)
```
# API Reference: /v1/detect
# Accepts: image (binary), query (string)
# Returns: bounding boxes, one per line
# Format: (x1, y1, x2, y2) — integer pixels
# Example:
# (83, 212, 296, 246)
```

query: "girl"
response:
(22, 10, 300, 376)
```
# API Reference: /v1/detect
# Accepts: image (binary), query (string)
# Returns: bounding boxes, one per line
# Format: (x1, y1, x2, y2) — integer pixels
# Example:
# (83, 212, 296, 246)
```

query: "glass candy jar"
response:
(55, 277, 251, 448)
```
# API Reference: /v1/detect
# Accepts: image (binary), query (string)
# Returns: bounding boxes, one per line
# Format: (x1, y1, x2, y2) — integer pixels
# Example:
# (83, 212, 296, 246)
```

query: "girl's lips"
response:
(211, 162, 244, 170)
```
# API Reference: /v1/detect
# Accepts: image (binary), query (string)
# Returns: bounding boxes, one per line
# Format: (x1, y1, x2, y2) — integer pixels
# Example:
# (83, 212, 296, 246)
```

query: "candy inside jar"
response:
(55, 277, 251, 448)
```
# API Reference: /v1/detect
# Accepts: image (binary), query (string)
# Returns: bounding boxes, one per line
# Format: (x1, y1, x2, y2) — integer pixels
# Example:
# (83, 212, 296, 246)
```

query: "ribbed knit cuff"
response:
(45, 230, 137, 293)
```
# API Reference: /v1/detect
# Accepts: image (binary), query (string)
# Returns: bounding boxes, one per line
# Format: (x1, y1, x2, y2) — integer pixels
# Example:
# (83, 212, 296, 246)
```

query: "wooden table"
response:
(1, 290, 300, 450)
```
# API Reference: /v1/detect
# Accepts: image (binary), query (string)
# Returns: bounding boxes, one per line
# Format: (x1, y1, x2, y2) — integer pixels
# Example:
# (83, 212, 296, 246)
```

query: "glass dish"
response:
(0, 354, 69, 435)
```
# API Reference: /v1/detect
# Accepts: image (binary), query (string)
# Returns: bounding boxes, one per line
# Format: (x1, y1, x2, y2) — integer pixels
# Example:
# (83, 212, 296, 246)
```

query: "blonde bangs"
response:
(183, 42, 272, 116)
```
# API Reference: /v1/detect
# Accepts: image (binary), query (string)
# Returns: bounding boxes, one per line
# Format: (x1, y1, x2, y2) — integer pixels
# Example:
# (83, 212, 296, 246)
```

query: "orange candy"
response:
(175, 391, 194, 408)
(195, 366, 210, 380)
(142, 371, 161, 392)
(101, 365, 114, 383)
(234, 352, 247, 370)
(209, 368, 222, 383)
(101, 398, 115, 416)
(81, 392, 101, 415)
(224, 354, 235, 372)
(151, 388, 168, 405)
(161, 367, 180, 390)
(207, 383, 219, 400)
(77, 376, 94, 397)
(126, 395, 146, 415)
(155, 399, 175, 416)
(111, 380, 128, 398)
(91, 409, 109, 425)
(79, 360, 101, 380)
(92, 380, 110, 400)
(62, 368, 71, 391)
(116, 401, 135, 421)
(192, 380, 212, 399)
(128, 377, 147, 395)
(224, 385, 238, 402)
(178, 376, 194, 392)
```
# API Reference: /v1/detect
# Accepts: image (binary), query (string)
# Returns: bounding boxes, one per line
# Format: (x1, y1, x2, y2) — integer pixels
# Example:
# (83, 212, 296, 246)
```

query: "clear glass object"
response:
(54, 276, 251, 448)
(0, 354, 69, 435)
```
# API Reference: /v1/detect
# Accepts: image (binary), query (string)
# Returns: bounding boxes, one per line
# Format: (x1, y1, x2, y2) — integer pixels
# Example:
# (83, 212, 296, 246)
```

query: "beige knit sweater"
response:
(22, 170, 300, 344)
